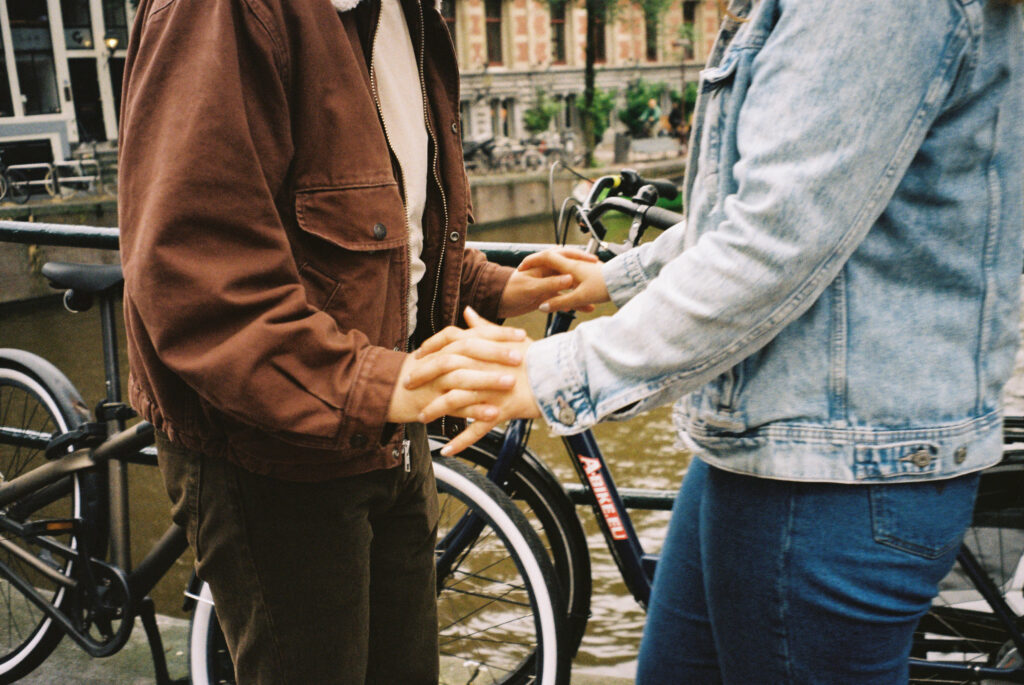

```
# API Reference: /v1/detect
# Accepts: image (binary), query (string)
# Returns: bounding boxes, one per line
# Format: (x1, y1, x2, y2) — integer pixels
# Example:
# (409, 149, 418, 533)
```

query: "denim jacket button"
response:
(954, 446, 967, 464)
(908, 449, 933, 469)
(555, 396, 576, 425)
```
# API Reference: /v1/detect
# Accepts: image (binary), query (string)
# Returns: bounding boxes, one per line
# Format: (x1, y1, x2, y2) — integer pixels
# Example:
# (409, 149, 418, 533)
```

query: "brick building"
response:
(445, 0, 721, 143)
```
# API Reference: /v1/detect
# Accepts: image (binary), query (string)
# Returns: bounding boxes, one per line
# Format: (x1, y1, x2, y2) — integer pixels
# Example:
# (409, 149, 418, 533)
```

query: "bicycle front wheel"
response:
(910, 450, 1024, 683)
(432, 430, 592, 658)
(0, 353, 104, 683)
(435, 455, 568, 684)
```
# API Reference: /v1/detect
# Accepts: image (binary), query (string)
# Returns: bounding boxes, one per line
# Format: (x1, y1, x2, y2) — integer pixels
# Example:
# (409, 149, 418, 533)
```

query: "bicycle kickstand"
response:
(138, 596, 188, 685)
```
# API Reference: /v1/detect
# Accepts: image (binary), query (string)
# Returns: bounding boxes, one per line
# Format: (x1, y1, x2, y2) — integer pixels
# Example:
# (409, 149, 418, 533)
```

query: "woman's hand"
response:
(497, 248, 600, 318)
(516, 248, 610, 313)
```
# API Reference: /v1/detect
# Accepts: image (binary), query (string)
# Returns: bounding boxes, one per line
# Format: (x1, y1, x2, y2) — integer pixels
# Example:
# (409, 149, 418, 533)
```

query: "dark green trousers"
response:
(156, 424, 438, 685)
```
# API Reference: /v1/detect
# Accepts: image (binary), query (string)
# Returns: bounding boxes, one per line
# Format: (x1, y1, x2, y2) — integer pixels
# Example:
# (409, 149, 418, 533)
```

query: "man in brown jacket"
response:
(117, 0, 577, 682)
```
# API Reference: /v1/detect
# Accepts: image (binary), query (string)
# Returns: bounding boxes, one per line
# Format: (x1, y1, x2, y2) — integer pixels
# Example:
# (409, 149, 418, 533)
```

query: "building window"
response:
(61, 0, 93, 50)
(440, 0, 456, 54)
(592, 13, 606, 63)
(484, 0, 503, 66)
(550, 3, 566, 65)
(644, 11, 658, 62)
(101, 0, 128, 48)
(681, 0, 698, 60)
(491, 97, 514, 138)
(8, 0, 61, 115)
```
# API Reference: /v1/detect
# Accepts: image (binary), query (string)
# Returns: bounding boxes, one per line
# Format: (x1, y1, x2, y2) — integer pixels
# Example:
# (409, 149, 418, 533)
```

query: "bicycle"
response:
(0, 263, 567, 684)
(423, 165, 1024, 684)
(0, 153, 29, 205)
(44, 158, 104, 199)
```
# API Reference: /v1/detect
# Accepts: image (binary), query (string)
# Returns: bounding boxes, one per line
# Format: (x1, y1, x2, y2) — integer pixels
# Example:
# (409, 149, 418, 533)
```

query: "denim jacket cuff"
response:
(526, 334, 595, 435)
(602, 251, 649, 308)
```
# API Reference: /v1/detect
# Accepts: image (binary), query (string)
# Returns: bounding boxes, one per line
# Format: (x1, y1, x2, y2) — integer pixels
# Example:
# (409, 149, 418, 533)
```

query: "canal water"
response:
(0, 215, 687, 680)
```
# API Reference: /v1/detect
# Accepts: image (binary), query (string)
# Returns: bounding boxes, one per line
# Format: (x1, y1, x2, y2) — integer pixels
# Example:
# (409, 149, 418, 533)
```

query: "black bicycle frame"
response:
(0, 420, 187, 658)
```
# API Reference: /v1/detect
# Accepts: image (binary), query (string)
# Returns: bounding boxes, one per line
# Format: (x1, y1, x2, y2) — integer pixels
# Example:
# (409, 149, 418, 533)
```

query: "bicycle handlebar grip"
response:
(646, 179, 679, 202)
(644, 205, 685, 230)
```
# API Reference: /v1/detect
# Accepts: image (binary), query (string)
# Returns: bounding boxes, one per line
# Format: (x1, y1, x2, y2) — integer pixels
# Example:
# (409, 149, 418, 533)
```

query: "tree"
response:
(545, 0, 674, 165)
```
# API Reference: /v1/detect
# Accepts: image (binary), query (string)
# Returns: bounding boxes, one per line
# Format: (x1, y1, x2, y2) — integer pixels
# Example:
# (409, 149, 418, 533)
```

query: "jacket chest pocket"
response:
(294, 184, 408, 343)
(696, 51, 745, 203)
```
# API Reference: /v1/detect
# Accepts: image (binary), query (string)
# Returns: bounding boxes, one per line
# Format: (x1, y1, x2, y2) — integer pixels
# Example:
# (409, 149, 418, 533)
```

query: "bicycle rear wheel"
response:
(0, 353, 104, 683)
(910, 450, 1024, 683)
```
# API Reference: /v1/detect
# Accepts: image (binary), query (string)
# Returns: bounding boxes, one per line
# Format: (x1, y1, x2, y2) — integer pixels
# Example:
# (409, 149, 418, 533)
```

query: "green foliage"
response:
(577, 85, 616, 148)
(682, 82, 698, 115)
(522, 89, 561, 135)
(617, 79, 667, 137)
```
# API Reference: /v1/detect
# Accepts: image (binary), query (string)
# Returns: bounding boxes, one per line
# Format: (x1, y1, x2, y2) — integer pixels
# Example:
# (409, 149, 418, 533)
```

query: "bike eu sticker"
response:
(578, 455, 628, 540)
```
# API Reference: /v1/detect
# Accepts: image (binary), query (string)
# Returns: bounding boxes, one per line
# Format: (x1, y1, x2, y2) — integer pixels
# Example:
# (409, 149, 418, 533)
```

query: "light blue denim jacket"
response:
(526, 0, 1024, 483)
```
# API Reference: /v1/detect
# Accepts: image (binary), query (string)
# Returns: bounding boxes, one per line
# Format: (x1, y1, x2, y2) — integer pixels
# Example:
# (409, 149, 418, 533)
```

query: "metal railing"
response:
(0, 218, 675, 510)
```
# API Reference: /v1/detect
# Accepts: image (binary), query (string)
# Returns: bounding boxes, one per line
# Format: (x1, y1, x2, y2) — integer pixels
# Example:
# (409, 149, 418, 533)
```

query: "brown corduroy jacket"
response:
(117, 0, 511, 481)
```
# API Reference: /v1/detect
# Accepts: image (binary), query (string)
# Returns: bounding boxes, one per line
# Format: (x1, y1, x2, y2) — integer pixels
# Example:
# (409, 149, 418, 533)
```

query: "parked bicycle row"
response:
(463, 132, 586, 175)
(0, 152, 114, 205)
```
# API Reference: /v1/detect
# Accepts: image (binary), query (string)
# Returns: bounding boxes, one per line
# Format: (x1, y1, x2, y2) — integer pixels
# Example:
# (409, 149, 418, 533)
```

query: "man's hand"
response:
(387, 320, 528, 424)
(497, 248, 600, 318)
(407, 307, 542, 455)
(516, 249, 610, 313)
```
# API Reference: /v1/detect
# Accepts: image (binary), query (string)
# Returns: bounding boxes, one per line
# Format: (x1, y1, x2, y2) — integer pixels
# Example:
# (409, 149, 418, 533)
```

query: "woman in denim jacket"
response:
(418, 0, 1024, 680)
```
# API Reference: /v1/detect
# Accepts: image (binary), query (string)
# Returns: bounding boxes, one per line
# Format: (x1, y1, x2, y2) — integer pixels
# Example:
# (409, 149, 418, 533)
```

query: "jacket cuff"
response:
(339, 346, 407, 450)
(526, 333, 595, 435)
(469, 261, 514, 321)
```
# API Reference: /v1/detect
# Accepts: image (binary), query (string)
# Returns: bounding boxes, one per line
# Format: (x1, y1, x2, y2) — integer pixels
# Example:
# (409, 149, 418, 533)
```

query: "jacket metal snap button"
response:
(350, 433, 369, 449)
(555, 396, 575, 425)
(954, 446, 967, 464)
(449, 231, 460, 242)
(907, 449, 933, 469)
(450, 122, 458, 134)
(373, 223, 387, 240)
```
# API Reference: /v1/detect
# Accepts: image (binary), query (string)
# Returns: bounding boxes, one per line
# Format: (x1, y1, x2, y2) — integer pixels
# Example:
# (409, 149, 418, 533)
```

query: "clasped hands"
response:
(387, 247, 610, 455)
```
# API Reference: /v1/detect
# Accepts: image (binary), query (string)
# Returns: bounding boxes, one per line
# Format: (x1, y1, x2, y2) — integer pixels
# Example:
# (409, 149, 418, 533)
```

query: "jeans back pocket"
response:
(870, 473, 980, 560)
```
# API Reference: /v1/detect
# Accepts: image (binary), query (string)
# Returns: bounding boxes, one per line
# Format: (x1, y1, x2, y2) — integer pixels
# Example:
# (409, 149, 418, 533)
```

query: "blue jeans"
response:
(636, 459, 980, 684)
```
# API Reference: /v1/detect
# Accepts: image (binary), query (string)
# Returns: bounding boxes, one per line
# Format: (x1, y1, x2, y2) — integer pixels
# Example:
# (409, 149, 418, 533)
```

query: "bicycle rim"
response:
(910, 453, 1024, 683)
(435, 456, 567, 685)
(0, 367, 92, 681)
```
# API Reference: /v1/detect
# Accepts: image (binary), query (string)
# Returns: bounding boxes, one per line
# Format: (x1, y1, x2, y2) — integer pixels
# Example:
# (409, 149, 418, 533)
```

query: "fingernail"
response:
(500, 374, 515, 386)
(512, 328, 526, 339)
(484, 407, 499, 419)
(508, 351, 522, 363)
(539, 303, 550, 312)
(440, 445, 452, 456)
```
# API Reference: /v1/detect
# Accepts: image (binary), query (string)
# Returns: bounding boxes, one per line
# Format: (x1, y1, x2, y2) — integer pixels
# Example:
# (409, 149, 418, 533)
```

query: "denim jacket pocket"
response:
(870, 472, 980, 560)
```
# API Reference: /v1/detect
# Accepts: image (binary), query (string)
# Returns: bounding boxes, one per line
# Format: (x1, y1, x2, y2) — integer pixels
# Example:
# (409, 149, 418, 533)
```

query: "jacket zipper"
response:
(416, 0, 453, 439)
(368, 0, 413, 470)
(417, 1, 451, 337)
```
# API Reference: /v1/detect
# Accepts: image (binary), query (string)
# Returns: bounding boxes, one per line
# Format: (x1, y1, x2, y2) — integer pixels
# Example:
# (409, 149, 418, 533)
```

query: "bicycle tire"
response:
(6, 170, 29, 204)
(42, 168, 60, 198)
(431, 430, 593, 657)
(910, 449, 1024, 683)
(188, 456, 569, 685)
(0, 353, 105, 683)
